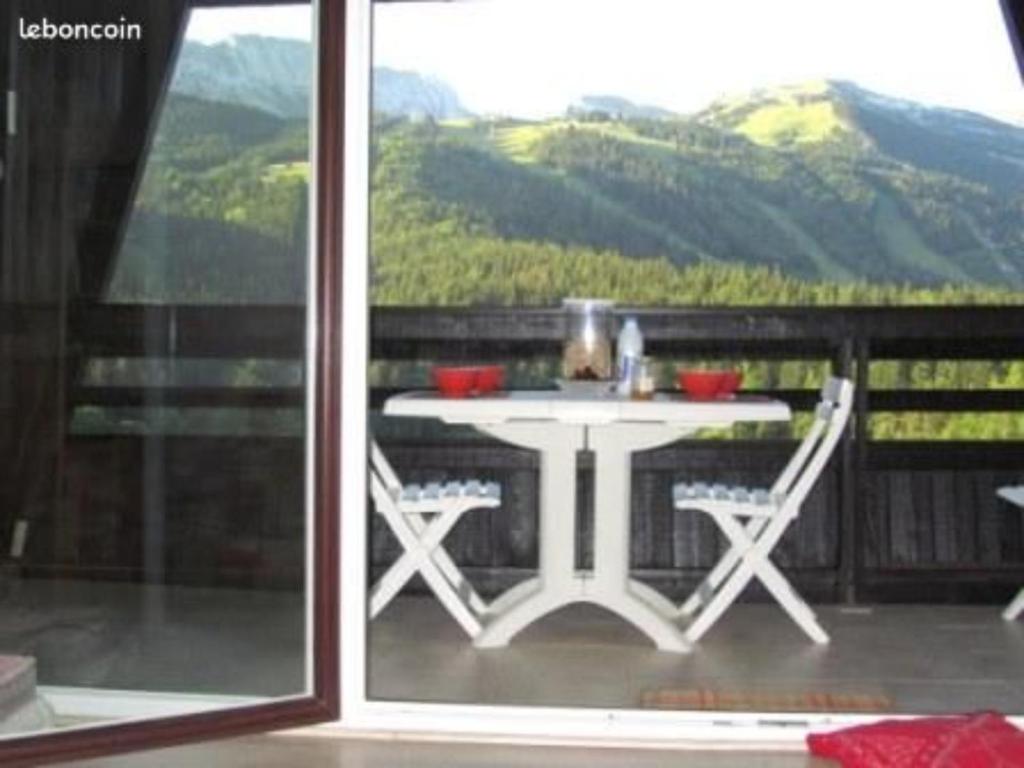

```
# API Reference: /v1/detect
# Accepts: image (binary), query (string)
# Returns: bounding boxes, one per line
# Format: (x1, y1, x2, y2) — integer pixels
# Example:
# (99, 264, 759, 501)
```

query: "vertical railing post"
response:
(836, 329, 871, 605)
(851, 337, 871, 603)
(834, 335, 857, 603)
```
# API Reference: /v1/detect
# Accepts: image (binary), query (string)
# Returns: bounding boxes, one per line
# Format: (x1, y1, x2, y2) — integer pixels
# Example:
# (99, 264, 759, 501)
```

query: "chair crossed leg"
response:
(681, 511, 828, 645)
(370, 501, 487, 639)
(405, 511, 490, 614)
(679, 515, 769, 620)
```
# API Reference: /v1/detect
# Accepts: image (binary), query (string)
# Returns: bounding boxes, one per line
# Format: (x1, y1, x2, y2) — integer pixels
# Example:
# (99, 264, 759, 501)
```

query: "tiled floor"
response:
(369, 596, 1024, 714)
(67, 733, 829, 767)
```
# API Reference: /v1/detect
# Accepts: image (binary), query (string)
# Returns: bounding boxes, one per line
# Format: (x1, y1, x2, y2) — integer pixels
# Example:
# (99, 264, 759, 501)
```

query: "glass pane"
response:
(0, 2, 314, 736)
(366, 0, 1024, 718)
(369, 0, 1024, 305)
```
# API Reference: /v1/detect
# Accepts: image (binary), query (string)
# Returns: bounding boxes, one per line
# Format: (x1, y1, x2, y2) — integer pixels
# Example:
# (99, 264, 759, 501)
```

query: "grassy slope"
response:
(736, 101, 848, 146)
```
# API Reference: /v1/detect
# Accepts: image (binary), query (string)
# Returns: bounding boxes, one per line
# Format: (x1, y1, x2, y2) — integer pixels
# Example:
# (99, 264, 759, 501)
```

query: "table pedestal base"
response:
(475, 576, 691, 653)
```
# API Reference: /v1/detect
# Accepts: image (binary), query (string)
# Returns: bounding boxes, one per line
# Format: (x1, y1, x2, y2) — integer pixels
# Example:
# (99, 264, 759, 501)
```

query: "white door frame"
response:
(334, 0, 1022, 746)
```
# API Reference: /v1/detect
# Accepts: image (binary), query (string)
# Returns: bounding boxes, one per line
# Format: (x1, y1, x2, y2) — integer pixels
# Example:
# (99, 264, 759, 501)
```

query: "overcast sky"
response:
(187, 0, 1024, 123)
(185, 5, 313, 43)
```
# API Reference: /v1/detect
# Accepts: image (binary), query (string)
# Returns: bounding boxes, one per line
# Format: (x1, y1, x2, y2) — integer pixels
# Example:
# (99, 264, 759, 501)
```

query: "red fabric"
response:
(807, 712, 1024, 767)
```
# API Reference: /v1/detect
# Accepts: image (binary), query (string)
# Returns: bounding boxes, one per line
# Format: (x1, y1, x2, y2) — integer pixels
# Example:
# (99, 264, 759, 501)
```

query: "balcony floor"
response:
(370, 596, 1024, 714)
(0, 579, 1021, 719)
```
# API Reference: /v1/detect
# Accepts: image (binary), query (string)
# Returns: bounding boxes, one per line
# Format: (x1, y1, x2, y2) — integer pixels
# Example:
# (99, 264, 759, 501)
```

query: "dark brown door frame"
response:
(0, 0, 15, 291)
(0, 0, 344, 762)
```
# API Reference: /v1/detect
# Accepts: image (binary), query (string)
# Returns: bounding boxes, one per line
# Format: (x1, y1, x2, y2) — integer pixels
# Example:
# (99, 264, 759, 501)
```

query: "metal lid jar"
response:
(561, 298, 614, 381)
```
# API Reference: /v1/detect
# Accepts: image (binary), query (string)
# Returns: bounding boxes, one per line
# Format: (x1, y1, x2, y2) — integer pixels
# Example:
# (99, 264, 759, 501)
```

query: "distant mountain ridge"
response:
(172, 35, 312, 119)
(372, 68, 472, 120)
(171, 36, 471, 120)
(570, 95, 676, 120)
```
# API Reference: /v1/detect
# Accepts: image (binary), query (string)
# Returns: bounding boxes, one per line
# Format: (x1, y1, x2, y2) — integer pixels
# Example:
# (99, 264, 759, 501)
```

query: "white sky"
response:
(186, 0, 1024, 123)
(186, 5, 313, 43)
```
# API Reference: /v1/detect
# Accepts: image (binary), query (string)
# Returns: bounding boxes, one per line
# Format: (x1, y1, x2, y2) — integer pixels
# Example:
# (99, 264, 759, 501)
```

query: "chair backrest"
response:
(771, 377, 854, 514)
(368, 439, 404, 514)
(997, 486, 1024, 509)
(370, 439, 402, 492)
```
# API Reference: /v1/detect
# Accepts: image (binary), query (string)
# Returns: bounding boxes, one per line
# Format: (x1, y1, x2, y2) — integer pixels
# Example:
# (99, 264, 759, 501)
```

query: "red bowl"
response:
(718, 370, 744, 396)
(678, 369, 744, 398)
(432, 366, 477, 398)
(476, 365, 506, 394)
(678, 370, 725, 399)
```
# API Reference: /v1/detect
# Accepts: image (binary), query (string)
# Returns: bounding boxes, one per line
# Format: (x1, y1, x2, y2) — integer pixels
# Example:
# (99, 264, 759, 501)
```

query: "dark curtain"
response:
(1002, 0, 1024, 80)
(0, 0, 190, 556)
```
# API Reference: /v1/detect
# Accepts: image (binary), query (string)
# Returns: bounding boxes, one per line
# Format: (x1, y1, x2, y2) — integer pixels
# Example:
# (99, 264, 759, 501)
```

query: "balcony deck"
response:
(1, 580, 1021, 715)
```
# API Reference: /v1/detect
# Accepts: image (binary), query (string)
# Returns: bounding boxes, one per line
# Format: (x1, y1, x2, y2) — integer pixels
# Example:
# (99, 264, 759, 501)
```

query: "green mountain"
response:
(109, 80, 1024, 306)
(372, 81, 1024, 289)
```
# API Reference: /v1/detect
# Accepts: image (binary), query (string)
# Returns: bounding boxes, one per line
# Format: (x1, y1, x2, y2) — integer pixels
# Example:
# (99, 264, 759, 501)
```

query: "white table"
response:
(384, 390, 791, 653)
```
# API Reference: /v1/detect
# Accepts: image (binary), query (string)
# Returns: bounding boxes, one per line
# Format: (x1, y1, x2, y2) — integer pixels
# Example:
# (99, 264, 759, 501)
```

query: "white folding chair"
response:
(997, 486, 1024, 621)
(369, 441, 501, 638)
(672, 377, 855, 644)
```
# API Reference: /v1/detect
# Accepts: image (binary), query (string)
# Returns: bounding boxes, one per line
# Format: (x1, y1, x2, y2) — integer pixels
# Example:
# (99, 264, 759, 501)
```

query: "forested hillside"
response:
(111, 95, 309, 303)
(370, 111, 1024, 302)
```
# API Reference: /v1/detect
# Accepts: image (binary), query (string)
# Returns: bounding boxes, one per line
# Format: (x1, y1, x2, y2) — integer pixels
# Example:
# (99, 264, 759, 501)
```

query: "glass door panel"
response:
(0, 0, 334, 748)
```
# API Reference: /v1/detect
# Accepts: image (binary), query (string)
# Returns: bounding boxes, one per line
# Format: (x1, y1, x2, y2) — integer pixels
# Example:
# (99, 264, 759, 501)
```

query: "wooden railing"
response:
(54, 303, 1024, 599)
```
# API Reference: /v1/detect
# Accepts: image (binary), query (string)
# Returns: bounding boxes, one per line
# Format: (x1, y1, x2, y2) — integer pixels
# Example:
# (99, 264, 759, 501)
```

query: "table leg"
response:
(589, 424, 692, 653)
(474, 423, 585, 648)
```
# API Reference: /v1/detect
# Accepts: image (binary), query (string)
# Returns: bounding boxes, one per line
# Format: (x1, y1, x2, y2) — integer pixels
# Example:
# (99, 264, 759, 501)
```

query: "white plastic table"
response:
(384, 390, 791, 653)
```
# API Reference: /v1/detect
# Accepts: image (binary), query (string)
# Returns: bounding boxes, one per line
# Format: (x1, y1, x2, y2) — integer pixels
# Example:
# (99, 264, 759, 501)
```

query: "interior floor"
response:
(369, 596, 1024, 714)
(0, 578, 305, 697)
(65, 733, 827, 767)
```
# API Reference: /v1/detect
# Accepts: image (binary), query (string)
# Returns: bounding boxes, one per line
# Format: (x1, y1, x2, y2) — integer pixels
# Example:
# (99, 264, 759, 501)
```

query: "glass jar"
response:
(631, 357, 657, 400)
(562, 298, 614, 380)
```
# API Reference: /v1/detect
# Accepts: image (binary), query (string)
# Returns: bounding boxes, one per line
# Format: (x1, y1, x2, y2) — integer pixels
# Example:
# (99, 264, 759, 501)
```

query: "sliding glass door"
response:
(0, 0, 341, 760)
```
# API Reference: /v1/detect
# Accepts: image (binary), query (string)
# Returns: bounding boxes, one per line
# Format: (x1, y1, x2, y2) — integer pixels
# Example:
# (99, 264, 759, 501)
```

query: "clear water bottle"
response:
(616, 317, 643, 395)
